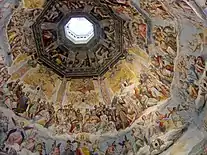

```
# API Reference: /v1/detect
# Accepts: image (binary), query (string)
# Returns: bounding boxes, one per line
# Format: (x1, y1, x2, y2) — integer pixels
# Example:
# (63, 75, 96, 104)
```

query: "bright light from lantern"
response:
(64, 17, 94, 44)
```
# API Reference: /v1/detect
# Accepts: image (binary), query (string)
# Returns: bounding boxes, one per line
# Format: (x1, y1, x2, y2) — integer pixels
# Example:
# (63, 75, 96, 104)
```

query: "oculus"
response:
(64, 17, 94, 44)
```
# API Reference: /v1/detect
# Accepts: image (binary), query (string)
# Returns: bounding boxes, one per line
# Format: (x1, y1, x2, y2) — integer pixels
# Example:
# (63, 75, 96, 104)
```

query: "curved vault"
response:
(0, 0, 207, 155)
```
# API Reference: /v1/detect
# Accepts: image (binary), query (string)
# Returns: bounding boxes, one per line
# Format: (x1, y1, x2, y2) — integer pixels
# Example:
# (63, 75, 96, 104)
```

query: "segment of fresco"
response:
(32, 0, 124, 77)
(0, 0, 207, 155)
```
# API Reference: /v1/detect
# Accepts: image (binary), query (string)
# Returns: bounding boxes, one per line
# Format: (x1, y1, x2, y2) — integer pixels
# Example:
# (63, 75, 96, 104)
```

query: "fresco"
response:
(0, 0, 207, 155)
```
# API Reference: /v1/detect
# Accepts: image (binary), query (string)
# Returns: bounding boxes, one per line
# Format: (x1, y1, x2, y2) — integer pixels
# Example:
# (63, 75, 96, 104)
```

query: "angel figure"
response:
(4, 118, 33, 145)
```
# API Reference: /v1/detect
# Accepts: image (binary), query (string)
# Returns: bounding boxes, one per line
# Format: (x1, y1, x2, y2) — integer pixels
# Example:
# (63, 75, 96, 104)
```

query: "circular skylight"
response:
(64, 17, 94, 44)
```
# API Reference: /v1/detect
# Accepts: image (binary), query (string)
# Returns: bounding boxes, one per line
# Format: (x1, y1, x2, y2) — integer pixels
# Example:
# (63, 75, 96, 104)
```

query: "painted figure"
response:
(4, 120, 33, 145)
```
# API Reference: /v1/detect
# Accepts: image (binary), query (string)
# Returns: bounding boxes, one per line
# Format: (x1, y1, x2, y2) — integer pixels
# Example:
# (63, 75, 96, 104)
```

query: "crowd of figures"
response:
(0, 50, 202, 155)
(0, 77, 151, 135)
(0, 104, 189, 155)
(0, 65, 204, 155)
(176, 55, 206, 101)
(7, 7, 41, 59)
(140, 0, 174, 19)
(0, 53, 199, 155)
(0, 0, 207, 155)
(2, 0, 179, 135)
(124, 24, 177, 103)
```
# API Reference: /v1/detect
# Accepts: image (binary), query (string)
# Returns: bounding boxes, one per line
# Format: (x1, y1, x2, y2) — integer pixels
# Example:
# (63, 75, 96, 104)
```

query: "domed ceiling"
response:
(0, 0, 207, 154)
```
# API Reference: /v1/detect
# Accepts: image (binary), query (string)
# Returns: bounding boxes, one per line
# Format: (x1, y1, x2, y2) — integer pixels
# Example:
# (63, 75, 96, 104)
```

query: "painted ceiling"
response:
(0, 0, 207, 155)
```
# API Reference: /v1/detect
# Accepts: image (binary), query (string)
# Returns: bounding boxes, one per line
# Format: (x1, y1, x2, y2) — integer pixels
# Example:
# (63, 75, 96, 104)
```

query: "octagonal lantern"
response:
(64, 17, 94, 44)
